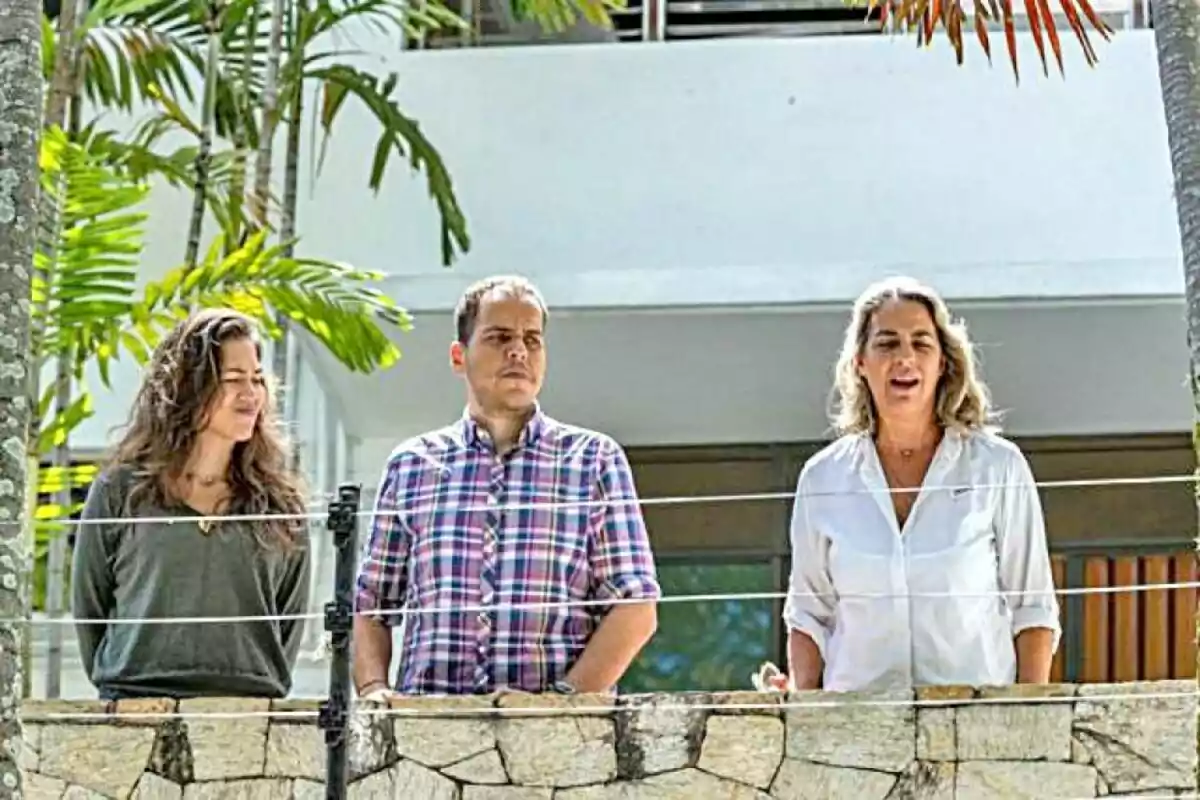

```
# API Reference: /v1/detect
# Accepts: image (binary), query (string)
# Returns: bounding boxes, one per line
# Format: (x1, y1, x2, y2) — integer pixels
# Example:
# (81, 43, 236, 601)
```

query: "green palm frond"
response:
(34, 126, 151, 376)
(64, 0, 268, 140)
(37, 463, 101, 496)
(134, 230, 410, 373)
(294, 0, 466, 59)
(78, 118, 244, 229)
(310, 63, 469, 266)
(36, 392, 96, 455)
(34, 464, 99, 558)
(35, 130, 411, 392)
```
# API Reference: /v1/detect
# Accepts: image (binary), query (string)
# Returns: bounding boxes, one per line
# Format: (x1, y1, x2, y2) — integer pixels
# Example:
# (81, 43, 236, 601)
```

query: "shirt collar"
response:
(459, 403, 547, 452)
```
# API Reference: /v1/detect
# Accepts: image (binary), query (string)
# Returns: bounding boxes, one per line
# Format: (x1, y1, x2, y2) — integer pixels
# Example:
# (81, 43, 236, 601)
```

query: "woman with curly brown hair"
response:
(71, 308, 312, 700)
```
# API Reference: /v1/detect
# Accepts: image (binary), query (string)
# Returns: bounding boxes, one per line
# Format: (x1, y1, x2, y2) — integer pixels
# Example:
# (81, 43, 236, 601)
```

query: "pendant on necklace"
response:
(198, 518, 213, 534)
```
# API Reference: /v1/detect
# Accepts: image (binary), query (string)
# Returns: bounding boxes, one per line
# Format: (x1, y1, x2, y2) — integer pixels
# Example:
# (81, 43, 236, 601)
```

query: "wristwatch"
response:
(551, 679, 577, 695)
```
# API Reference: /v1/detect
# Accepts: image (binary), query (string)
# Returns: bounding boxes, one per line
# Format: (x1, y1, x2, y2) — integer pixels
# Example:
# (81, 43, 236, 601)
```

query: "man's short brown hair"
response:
(454, 275, 549, 344)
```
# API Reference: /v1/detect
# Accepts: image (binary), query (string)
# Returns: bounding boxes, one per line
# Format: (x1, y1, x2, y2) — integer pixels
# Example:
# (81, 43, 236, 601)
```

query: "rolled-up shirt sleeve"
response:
(588, 439, 661, 603)
(997, 448, 1062, 651)
(783, 466, 837, 660)
(354, 460, 411, 626)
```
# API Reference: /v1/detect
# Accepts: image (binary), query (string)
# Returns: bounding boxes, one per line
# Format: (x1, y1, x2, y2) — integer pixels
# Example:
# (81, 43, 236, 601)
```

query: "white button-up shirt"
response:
(783, 427, 1061, 692)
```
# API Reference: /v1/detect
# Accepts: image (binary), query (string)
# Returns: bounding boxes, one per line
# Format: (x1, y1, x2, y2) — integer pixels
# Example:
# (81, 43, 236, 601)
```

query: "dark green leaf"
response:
(308, 64, 469, 267)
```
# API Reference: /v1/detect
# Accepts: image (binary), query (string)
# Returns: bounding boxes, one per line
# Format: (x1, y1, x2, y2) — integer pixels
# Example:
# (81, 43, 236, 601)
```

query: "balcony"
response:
(406, 0, 1150, 47)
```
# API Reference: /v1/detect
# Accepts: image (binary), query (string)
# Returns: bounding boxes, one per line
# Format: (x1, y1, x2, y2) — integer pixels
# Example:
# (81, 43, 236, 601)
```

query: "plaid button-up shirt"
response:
(354, 407, 661, 695)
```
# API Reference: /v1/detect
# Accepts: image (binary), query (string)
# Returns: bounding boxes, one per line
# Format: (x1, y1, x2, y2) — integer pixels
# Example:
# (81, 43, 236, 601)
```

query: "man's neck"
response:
(183, 434, 234, 482)
(875, 416, 941, 456)
(468, 403, 536, 455)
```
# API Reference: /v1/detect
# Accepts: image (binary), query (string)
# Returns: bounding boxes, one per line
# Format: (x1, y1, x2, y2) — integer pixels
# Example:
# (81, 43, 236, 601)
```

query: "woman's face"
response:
(856, 298, 944, 426)
(200, 337, 267, 443)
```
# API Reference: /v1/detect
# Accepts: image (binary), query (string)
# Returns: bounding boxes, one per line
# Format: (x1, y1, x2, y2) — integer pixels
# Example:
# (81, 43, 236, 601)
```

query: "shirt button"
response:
(488, 494, 498, 507)
(482, 591, 494, 605)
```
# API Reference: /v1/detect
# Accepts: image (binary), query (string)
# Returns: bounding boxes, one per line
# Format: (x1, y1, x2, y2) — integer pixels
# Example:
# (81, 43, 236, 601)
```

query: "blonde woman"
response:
(771, 276, 1059, 693)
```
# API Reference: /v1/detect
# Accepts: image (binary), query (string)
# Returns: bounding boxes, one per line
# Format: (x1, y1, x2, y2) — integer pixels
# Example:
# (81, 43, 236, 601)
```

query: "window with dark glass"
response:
(620, 558, 780, 694)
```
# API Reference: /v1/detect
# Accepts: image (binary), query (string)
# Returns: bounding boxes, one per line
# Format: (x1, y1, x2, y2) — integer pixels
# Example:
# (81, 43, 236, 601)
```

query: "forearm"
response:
(1015, 627, 1055, 683)
(565, 603, 657, 693)
(352, 615, 393, 693)
(787, 629, 824, 690)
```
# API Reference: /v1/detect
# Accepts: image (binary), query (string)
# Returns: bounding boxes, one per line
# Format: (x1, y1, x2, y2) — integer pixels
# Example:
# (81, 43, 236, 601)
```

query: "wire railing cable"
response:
(17, 480, 1200, 797)
(18, 471, 1200, 529)
(14, 577, 1200, 628)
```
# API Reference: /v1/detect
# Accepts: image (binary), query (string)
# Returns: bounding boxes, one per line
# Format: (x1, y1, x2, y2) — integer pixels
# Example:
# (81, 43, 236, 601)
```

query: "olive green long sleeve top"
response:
(70, 467, 312, 699)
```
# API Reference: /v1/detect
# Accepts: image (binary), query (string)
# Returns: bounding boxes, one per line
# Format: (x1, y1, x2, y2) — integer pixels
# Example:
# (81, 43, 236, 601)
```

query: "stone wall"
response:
(19, 680, 1199, 799)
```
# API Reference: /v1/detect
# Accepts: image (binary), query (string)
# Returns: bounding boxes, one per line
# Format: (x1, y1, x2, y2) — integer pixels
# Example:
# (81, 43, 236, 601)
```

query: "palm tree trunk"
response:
(31, 0, 83, 423)
(44, 0, 79, 131)
(225, 10, 261, 254)
(276, 0, 305, 433)
(250, 0, 286, 229)
(24, 0, 86, 705)
(1152, 0, 1200, 682)
(44, 354, 71, 699)
(0, 0, 45, 785)
(43, 1, 90, 700)
(253, 0, 293, 424)
(185, 6, 223, 271)
(280, 0, 303, 256)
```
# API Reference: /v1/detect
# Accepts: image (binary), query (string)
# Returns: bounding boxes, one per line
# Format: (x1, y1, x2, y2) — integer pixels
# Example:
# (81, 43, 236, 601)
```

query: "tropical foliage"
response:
(63, 0, 472, 261)
(28, 121, 411, 572)
(859, 0, 1112, 79)
(29, 0, 472, 488)
(24, 0, 485, 641)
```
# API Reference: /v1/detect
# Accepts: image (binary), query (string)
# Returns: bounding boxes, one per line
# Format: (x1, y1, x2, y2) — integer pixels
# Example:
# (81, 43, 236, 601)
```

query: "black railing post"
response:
(320, 483, 361, 800)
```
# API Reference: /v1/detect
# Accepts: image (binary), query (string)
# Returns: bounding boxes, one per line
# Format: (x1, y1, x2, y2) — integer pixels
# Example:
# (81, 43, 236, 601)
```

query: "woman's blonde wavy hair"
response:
(829, 276, 998, 437)
(106, 308, 306, 550)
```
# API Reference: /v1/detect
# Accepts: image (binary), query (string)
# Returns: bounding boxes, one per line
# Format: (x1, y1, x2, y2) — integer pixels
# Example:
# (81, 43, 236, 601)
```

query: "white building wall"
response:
(305, 30, 1178, 309)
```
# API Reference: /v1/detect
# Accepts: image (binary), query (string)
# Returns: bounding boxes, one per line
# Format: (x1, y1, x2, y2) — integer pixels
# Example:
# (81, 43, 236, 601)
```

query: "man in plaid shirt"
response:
(352, 275, 661, 697)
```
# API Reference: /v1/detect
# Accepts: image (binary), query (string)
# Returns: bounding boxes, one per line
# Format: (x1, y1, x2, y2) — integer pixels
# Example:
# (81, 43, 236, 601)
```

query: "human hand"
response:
(751, 661, 790, 693)
(356, 680, 396, 703)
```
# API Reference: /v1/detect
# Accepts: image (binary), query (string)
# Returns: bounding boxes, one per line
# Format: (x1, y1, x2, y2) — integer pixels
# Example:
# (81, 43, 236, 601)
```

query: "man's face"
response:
(451, 292, 546, 413)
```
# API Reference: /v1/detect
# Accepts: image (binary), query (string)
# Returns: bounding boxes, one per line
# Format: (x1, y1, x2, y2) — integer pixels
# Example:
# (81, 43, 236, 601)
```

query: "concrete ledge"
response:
(18, 681, 1199, 798)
